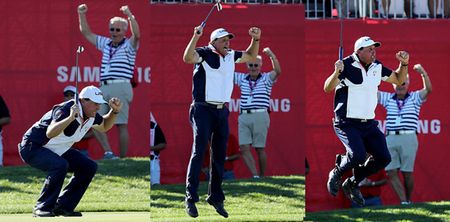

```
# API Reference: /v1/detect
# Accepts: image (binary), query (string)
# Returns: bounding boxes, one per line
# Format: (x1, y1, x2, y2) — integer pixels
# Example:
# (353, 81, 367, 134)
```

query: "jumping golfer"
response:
(78, 4, 140, 159)
(323, 36, 409, 206)
(18, 86, 122, 217)
(183, 26, 261, 218)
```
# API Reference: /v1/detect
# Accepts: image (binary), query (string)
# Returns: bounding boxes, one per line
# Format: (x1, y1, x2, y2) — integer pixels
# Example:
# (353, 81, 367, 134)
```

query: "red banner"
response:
(0, 2, 305, 183)
(4, 1, 448, 212)
(305, 19, 450, 212)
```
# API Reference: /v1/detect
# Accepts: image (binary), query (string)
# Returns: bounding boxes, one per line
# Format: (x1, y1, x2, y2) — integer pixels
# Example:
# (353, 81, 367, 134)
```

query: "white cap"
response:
(79, 86, 107, 104)
(354, 36, 381, 52)
(210, 28, 234, 42)
(63, 85, 77, 94)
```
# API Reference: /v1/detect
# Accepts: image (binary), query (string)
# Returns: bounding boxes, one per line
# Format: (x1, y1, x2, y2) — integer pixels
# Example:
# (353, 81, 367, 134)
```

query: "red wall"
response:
(0, 2, 305, 182)
(305, 19, 450, 212)
(147, 4, 305, 183)
(2, 1, 448, 212)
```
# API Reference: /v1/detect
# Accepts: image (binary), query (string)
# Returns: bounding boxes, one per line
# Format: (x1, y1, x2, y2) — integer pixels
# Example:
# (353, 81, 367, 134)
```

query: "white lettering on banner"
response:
(377, 119, 441, 135)
(228, 98, 291, 113)
(136, 67, 152, 83)
(56, 66, 151, 83)
(229, 99, 240, 112)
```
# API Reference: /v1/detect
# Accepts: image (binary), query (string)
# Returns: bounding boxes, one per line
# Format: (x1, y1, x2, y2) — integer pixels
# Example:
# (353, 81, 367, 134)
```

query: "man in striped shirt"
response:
(234, 47, 281, 178)
(78, 4, 140, 159)
(378, 64, 432, 205)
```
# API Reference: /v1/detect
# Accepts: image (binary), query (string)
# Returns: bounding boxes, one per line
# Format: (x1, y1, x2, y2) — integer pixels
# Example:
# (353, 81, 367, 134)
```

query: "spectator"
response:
(201, 134, 241, 181)
(150, 114, 167, 186)
(428, 0, 450, 18)
(378, 64, 432, 205)
(338, 158, 388, 208)
(63, 86, 93, 157)
(0, 95, 11, 167)
(335, 0, 376, 18)
(324, 36, 409, 206)
(234, 47, 281, 178)
(382, 0, 415, 17)
(78, 4, 141, 159)
(182, 25, 260, 218)
(305, 158, 310, 175)
(382, 0, 450, 18)
(18, 86, 122, 217)
(351, 169, 388, 207)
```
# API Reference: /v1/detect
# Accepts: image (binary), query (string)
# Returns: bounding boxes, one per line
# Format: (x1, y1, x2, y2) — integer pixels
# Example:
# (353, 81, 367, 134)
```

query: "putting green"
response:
(0, 212, 150, 222)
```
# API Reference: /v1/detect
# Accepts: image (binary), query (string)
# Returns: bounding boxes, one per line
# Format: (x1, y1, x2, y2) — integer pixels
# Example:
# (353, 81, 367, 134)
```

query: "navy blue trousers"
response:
(18, 141, 97, 212)
(186, 103, 229, 203)
(333, 118, 391, 183)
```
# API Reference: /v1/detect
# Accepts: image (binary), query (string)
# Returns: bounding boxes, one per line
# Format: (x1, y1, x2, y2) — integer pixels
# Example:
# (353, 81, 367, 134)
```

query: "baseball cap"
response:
(79, 86, 107, 104)
(354, 36, 381, 52)
(63, 85, 77, 94)
(210, 28, 235, 42)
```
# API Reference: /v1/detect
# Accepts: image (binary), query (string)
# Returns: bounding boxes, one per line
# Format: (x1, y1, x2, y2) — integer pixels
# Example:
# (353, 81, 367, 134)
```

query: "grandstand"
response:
(149, 0, 450, 19)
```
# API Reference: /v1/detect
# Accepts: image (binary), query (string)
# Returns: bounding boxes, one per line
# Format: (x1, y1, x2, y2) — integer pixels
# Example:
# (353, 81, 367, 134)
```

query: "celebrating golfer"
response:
(323, 36, 409, 206)
(183, 26, 261, 218)
(18, 86, 122, 217)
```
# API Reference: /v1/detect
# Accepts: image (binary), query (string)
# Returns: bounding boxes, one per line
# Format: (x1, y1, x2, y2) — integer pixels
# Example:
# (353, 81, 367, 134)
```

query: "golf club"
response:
(75, 45, 84, 117)
(196, 0, 223, 34)
(338, 0, 344, 60)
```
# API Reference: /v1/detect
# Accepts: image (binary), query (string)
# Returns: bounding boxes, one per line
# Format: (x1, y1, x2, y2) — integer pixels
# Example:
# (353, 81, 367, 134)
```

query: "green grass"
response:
(150, 175, 305, 221)
(0, 158, 150, 214)
(0, 212, 149, 222)
(304, 201, 450, 222)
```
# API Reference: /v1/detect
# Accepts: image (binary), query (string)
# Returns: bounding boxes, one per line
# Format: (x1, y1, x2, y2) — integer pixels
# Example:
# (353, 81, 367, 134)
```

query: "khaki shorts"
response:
(238, 111, 270, 148)
(99, 82, 133, 124)
(385, 133, 418, 172)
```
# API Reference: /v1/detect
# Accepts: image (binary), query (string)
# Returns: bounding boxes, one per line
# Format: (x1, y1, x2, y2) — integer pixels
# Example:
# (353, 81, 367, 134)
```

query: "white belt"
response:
(241, 108, 267, 114)
(387, 130, 416, 135)
(206, 102, 225, 109)
(101, 79, 130, 85)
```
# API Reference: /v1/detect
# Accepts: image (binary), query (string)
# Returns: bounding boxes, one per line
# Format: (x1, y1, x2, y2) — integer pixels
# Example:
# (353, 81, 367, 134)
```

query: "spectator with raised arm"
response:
(78, 4, 140, 159)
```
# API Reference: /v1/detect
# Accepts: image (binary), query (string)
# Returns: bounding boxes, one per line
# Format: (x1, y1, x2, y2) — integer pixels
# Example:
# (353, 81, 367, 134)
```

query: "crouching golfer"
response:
(18, 86, 122, 217)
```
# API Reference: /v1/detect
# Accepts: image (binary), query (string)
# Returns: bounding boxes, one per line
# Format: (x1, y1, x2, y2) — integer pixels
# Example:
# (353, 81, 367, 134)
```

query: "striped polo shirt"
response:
(234, 72, 274, 110)
(378, 91, 424, 131)
(96, 36, 138, 81)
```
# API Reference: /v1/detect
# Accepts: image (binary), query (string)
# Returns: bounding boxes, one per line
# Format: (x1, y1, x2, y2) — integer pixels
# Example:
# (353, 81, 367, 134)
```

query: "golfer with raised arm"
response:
(18, 86, 122, 217)
(324, 36, 409, 206)
(183, 25, 261, 218)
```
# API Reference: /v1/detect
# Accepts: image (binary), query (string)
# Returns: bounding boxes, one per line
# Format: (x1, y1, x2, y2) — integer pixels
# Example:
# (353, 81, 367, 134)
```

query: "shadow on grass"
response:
(0, 165, 44, 186)
(150, 175, 305, 210)
(304, 202, 450, 222)
(0, 158, 149, 194)
(96, 158, 149, 178)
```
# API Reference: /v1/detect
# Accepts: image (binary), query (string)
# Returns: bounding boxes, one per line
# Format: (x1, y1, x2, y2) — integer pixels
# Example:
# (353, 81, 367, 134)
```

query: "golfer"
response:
(323, 36, 409, 206)
(183, 26, 261, 218)
(18, 86, 122, 217)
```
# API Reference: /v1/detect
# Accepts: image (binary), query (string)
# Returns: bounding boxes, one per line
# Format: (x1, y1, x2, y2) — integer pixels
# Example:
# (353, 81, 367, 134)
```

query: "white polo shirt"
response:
(192, 45, 243, 103)
(334, 53, 392, 119)
(22, 100, 103, 156)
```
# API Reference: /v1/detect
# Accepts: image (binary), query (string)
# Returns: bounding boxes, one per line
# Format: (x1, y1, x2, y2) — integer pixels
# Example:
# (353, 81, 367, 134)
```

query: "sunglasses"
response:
(109, 28, 121, 32)
(248, 64, 259, 68)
